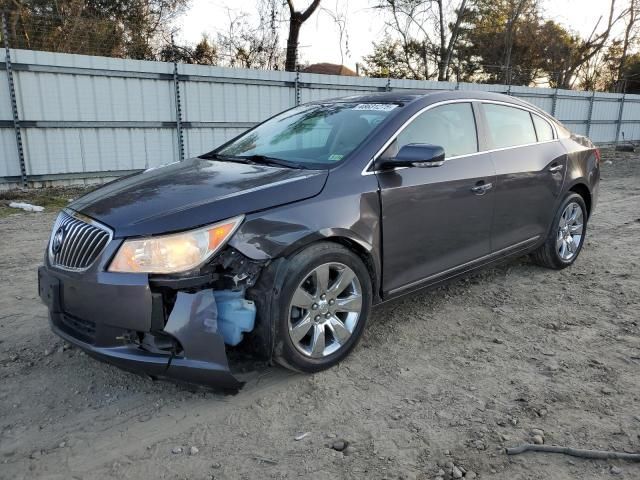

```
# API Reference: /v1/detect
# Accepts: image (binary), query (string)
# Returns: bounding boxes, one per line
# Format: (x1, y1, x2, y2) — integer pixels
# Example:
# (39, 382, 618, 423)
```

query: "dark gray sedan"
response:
(38, 90, 600, 388)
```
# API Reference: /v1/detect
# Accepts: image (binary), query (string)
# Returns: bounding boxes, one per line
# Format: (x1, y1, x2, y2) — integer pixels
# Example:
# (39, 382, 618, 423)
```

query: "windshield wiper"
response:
(238, 155, 305, 169)
(200, 153, 257, 164)
(201, 153, 304, 169)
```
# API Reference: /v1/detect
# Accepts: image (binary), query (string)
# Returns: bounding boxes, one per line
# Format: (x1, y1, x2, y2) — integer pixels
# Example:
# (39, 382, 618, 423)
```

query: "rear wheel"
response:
(274, 243, 372, 373)
(532, 192, 587, 269)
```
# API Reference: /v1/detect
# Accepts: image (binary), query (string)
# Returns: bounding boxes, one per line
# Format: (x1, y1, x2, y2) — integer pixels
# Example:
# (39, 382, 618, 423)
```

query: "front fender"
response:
(228, 184, 382, 301)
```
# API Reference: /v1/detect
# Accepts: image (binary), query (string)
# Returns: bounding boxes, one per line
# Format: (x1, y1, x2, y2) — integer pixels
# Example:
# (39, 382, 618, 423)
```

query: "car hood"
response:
(70, 157, 328, 237)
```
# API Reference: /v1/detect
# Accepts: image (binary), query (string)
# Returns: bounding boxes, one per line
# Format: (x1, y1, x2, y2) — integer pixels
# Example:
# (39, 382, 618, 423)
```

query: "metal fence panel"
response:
(0, 73, 11, 120)
(2, 47, 640, 185)
(516, 95, 554, 113)
(21, 127, 178, 175)
(622, 100, 640, 121)
(593, 99, 623, 122)
(555, 98, 590, 121)
(184, 127, 247, 159)
(589, 123, 619, 144)
(621, 122, 640, 141)
(569, 123, 588, 137)
(0, 129, 19, 176)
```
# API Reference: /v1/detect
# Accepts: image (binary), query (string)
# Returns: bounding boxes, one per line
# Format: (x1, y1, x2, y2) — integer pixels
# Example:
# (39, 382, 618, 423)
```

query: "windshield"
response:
(214, 103, 399, 167)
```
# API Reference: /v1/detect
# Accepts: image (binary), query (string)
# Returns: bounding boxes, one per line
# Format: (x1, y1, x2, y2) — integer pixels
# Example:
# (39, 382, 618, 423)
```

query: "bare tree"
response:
(284, 0, 322, 71)
(560, 0, 624, 88)
(502, 0, 534, 85)
(217, 8, 283, 69)
(382, 0, 425, 78)
(375, 0, 469, 81)
(441, 0, 467, 81)
(615, 0, 639, 91)
(321, 0, 350, 66)
(3, 0, 189, 59)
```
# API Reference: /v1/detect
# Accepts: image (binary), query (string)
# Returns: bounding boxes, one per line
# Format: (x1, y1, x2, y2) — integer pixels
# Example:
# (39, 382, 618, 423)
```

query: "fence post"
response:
(2, 11, 27, 187)
(585, 90, 596, 138)
(171, 34, 184, 162)
(294, 64, 301, 106)
(614, 92, 626, 147)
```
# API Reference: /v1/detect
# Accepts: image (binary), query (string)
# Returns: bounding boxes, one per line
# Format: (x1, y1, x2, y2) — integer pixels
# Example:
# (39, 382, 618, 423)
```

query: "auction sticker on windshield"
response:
(352, 104, 398, 111)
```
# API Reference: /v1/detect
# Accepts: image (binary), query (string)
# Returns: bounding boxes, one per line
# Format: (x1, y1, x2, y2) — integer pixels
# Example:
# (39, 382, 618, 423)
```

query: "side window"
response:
(483, 104, 537, 149)
(387, 103, 478, 159)
(531, 113, 554, 142)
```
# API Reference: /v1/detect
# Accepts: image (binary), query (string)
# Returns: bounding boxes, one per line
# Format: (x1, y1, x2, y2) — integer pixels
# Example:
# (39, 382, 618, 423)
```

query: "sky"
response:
(177, 0, 628, 70)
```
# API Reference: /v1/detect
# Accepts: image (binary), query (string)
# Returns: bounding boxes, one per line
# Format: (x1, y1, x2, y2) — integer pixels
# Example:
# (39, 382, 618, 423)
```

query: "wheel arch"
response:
(324, 236, 380, 302)
(282, 233, 381, 304)
(567, 182, 592, 218)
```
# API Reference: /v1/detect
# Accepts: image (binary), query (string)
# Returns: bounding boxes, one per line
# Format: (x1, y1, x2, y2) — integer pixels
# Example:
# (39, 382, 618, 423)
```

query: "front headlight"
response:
(108, 215, 244, 274)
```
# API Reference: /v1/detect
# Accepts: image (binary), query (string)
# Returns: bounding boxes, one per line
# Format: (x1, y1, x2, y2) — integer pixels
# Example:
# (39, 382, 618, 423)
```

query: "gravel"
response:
(532, 435, 544, 445)
(330, 439, 347, 452)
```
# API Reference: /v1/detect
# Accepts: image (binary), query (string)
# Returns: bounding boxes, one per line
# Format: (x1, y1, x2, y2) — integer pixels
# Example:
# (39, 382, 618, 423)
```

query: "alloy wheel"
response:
(556, 201, 584, 261)
(288, 262, 363, 358)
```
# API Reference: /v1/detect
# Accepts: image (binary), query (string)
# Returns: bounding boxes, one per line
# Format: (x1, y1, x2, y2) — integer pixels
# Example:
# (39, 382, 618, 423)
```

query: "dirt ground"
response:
(1, 150, 639, 480)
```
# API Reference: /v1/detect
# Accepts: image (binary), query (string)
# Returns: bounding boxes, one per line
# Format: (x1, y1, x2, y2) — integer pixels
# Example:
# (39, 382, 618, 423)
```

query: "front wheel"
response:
(532, 192, 588, 269)
(274, 242, 372, 373)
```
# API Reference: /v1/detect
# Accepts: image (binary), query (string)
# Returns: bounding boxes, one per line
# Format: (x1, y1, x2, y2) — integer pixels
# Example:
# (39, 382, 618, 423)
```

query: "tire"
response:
(273, 242, 372, 373)
(532, 192, 588, 269)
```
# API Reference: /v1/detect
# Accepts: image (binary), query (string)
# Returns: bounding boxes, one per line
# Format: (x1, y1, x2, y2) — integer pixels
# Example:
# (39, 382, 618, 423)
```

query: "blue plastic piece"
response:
(212, 289, 256, 346)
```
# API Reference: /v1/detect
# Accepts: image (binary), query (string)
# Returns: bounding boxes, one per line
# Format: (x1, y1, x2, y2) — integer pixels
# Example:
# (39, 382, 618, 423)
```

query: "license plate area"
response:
(38, 267, 62, 313)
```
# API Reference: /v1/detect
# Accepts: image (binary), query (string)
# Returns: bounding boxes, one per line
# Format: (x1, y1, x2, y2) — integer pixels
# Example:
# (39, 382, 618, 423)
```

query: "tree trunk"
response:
(284, 0, 322, 72)
(502, 0, 528, 84)
(443, 0, 468, 81)
(617, 0, 637, 92)
(437, 0, 447, 81)
(285, 15, 302, 71)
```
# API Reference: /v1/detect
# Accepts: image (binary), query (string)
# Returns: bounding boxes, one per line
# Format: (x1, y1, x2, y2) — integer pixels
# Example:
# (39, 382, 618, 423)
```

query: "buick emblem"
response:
(52, 226, 66, 254)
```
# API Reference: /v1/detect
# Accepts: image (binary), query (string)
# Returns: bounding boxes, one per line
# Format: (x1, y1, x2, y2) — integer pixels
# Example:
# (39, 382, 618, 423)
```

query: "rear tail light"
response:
(594, 148, 601, 165)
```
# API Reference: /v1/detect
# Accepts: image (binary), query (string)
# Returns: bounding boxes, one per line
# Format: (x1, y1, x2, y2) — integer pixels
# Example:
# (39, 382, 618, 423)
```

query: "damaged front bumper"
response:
(38, 263, 246, 390)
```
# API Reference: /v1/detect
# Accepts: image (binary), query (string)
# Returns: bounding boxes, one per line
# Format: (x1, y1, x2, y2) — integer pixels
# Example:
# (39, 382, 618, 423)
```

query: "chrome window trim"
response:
(362, 98, 560, 176)
(529, 111, 556, 142)
(48, 208, 113, 272)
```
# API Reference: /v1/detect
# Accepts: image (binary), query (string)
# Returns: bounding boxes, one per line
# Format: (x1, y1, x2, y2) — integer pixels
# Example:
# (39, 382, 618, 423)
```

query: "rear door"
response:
(376, 102, 496, 295)
(480, 103, 567, 251)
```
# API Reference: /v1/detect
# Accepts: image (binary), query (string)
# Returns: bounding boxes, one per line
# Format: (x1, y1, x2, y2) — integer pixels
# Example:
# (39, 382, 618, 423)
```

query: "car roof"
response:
(320, 89, 535, 109)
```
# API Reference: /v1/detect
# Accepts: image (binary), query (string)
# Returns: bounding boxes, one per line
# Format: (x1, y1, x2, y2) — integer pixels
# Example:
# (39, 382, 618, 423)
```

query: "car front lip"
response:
(38, 264, 243, 390)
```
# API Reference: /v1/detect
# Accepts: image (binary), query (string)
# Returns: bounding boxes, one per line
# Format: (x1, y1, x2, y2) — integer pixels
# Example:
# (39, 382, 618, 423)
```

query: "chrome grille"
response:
(49, 210, 112, 271)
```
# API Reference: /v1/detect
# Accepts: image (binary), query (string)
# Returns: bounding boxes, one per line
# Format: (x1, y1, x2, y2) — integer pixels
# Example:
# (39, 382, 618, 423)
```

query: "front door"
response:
(376, 102, 496, 296)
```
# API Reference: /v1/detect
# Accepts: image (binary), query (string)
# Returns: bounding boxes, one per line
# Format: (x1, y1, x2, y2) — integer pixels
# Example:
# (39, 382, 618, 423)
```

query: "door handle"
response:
(548, 164, 564, 173)
(471, 182, 493, 195)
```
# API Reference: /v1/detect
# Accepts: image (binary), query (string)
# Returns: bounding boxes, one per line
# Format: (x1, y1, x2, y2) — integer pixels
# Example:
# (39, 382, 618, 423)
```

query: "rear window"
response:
(532, 114, 554, 142)
(483, 103, 537, 149)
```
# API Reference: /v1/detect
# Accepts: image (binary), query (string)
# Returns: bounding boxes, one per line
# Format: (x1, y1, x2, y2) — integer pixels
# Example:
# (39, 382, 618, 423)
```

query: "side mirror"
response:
(377, 143, 446, 170)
